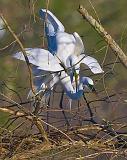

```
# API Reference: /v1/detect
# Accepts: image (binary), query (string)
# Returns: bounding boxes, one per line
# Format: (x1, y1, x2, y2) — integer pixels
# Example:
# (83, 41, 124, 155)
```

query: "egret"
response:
(39, 9, 104, 74)
(39, 9, 103, 90)
(14, 48, 98, 100)
(13, 9, 104, 100)
(40, 9, 104, 93)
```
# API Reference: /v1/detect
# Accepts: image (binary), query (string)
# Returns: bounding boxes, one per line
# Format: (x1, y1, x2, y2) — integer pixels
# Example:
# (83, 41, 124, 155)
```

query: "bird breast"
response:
(56, 32, 76, 64)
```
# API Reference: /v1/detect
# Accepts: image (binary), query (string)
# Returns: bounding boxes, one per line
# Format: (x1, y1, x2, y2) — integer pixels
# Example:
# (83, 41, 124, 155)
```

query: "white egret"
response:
(40, 9, 103, 92)
(39, 9, 104, 75)
(13, 48, 95, 100)
(39, 9, 103, 92)
(13, 9, 104, 100)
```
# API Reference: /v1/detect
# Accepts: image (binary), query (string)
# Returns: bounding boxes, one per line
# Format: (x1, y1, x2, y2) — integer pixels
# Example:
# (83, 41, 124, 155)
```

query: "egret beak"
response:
(74, 70, 78, 92)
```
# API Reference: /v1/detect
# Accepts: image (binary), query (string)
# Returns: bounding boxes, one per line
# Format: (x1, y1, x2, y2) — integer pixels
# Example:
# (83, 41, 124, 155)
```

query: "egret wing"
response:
(13, 48, 63, 72)
(73, 32, 84, 56)
(39, 9, 65, 54)
(28, 66, 49, 98)
(28, 66, 59, 98)
(79, 54, 104, 74)
(39, 9, 65, 34)
(32, 66, 49, 90)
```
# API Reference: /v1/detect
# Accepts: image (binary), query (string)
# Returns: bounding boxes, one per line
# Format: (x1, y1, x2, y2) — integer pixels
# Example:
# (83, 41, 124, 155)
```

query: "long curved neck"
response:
(65, 81, 84, 100)
(65, 89, 83, 100)
(63, 76, 91, 100)
(60, 71, 84, 100)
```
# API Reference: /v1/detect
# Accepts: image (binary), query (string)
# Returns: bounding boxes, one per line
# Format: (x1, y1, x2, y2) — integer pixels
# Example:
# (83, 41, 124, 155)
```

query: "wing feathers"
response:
(13, 48, 63, 72)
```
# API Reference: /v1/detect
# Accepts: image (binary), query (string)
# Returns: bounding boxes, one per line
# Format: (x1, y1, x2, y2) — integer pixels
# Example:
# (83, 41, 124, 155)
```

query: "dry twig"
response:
(0, 15, 35, 95)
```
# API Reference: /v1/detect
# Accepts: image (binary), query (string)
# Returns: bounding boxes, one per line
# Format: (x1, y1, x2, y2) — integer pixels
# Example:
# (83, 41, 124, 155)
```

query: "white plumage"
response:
(13, 9, 104, 100)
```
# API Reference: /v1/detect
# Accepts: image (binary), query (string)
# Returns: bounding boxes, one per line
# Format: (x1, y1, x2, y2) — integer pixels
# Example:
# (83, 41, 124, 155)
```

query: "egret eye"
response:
(88, 84, 95, 91)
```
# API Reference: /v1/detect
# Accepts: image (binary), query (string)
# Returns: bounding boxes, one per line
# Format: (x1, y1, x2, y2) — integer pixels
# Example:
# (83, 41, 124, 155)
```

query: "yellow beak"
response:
(74, 70, 78, 92)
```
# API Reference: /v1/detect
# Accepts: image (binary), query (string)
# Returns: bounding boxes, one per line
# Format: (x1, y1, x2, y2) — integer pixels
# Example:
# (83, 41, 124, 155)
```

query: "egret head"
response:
(81, 77, 96, 93)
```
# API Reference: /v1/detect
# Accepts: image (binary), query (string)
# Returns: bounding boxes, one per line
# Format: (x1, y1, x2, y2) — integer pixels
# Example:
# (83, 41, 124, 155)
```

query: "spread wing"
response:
(73, 32, 84, 56)
(39, 9, 65, 54)
(13, 48, 63, 72)
(79, 54, 104, 74)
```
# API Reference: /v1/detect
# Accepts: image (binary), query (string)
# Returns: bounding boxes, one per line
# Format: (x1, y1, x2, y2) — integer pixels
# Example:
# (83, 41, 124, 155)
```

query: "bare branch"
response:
(78, 5, 127, 68)
(0, 14, 35, 94)
(0, 106, 74, 143)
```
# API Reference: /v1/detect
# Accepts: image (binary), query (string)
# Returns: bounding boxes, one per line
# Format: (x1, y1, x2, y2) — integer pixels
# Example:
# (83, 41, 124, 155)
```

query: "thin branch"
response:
(0, 106, 49, 143)
(78, 5, 127, 68)
(83, 94, 96, 124)
(0, 107, 73, 142)
(0, 15, 35, 95)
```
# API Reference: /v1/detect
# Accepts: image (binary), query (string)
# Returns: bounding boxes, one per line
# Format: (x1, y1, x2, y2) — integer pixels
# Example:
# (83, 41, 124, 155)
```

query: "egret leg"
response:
(66, 98, 72, 111)
(59, 90, 70, 128)
(69, 99, 72, 111)
(46, 95, 51, 132)
(78, 100, 82, 126)
(83, 94, 96, 124)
